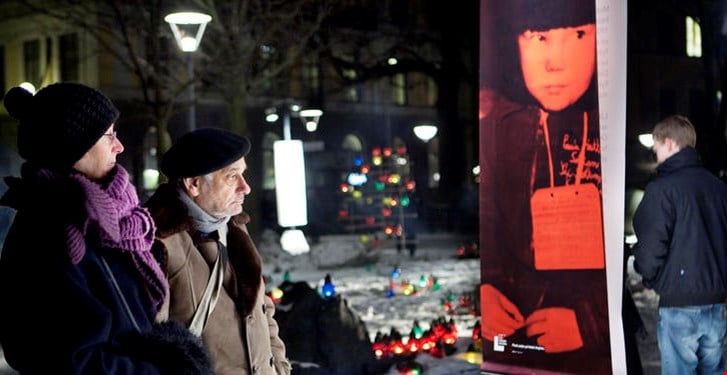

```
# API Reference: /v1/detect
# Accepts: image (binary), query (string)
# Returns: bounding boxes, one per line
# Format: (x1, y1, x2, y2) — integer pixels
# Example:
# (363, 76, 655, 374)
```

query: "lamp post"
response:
(164, 11, 212, 133)
(265, 100, 323, 254)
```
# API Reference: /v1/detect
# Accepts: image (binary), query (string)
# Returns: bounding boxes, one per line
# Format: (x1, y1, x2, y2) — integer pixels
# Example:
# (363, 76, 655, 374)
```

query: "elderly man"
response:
(146, 128, 291, 375)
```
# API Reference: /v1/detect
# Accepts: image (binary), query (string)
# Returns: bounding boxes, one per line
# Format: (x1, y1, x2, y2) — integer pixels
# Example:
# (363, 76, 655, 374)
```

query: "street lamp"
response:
(265, 100, 323, 254)
(638, 133, 654, 148)
(413, 123, 440, 188)
(164, 11, 212, 133)
(265, 101, 323, 140)
(300, 109, 323, 132)
(413, 124, 438, 143)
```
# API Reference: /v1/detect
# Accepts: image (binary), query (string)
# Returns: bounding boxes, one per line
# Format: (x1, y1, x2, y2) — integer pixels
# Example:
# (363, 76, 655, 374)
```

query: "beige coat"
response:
(147, 184, 291, 375)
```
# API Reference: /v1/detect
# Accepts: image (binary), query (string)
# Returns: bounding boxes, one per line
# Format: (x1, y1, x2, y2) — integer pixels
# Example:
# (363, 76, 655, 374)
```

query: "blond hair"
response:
(652, 115, 696, 148)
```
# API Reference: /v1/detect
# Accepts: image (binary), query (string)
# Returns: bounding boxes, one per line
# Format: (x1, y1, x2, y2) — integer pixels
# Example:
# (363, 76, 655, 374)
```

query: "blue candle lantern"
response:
(321, 274, 336, 298)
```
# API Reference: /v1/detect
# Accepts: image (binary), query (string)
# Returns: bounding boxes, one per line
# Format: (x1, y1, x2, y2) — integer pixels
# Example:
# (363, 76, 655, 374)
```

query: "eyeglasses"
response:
(102, 131, 117, 142)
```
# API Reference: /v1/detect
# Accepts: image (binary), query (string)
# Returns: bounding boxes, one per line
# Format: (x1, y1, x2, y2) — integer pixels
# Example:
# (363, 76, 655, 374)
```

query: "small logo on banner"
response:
(493, 334, 507, 352)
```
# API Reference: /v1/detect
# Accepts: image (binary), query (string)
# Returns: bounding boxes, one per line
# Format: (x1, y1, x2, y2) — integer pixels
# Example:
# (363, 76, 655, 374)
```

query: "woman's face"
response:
(72, 125, 124, 179)
(518, 23, 597, 112)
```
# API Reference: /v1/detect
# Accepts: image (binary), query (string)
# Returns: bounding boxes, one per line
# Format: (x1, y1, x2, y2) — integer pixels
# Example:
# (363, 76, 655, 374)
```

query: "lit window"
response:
(392, 73, 406, 105)
(686, 16, 702, 58)
(342, 69, 357, 79)
(303, 57, 319, 95)
(0, 46, 5, 95)
(260, 44, 276, 59)
(408, 73, 437, 107)
(59, 33, 79, 81)
(23, 39, 40, 85)
(343, 69, 359, 102)
(262, 132, 281, 190)
(717, 91, 722, 108)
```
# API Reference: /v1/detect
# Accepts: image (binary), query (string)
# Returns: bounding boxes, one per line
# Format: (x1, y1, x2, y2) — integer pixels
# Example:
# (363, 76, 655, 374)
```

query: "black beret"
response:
(3, 82, 120, 169)
(161, 127, 251, 178)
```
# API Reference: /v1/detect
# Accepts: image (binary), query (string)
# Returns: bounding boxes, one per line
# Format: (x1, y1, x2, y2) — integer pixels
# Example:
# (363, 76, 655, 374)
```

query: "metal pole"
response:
(283, 109, 292, 140)
(187, 54, 196, 132)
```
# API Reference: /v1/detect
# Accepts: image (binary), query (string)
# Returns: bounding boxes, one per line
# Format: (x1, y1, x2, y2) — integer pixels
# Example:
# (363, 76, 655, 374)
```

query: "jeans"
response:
(657, 304, 726, 375)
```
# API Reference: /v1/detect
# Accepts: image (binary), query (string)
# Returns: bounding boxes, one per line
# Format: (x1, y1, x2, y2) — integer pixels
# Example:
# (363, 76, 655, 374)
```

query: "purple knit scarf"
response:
(33, 165, 168, 311)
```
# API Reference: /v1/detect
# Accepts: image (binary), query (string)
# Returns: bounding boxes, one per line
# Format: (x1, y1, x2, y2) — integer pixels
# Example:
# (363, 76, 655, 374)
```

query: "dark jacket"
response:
(0, 172, 211, 374)
(146, 183, 291, 375)
(633, 147, 727, 307)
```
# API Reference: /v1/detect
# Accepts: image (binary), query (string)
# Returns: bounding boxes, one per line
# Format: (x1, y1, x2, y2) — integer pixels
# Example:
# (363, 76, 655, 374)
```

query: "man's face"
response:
(184, 156, 251, 219)
(518, 23, 597, 112)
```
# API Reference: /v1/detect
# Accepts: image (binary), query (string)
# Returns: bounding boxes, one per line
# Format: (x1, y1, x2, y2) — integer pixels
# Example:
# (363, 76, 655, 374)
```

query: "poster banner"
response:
(478, 0, 627, 373)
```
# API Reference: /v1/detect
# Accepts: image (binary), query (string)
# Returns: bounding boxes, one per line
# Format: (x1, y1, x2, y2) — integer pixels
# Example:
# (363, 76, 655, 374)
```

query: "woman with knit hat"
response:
(0, 82, 212, 374)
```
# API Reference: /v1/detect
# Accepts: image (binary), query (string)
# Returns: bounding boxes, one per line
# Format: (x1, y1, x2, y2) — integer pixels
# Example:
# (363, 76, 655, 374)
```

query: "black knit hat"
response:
(3, 82, 120, 169)
(507, 0, 595, 33)
(161, 127, 251, 178)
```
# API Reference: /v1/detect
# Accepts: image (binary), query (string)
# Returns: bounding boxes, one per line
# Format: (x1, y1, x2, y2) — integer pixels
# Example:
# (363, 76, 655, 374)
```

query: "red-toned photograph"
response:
(479, 0, 612, 373)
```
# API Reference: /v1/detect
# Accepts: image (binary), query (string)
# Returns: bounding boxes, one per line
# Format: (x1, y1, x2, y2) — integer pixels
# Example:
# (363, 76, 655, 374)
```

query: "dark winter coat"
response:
(146, 183, 291, 375)
(0, 172, 211, 374)
(633, 147, 727, 307)
(479, 95, 611, 373)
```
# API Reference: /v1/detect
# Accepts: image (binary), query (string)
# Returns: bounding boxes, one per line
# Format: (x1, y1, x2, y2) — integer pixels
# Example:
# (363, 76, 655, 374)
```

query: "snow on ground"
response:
(260, 232, 481, 342)
(259, 231, 483, 374)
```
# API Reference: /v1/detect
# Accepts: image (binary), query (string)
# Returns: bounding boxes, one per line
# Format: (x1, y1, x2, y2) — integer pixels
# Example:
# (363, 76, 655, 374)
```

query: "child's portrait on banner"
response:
(479, 0, 612, 373)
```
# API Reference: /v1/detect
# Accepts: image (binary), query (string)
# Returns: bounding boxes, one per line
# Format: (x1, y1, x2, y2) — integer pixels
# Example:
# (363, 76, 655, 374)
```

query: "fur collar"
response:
(145, 183, 261, 315)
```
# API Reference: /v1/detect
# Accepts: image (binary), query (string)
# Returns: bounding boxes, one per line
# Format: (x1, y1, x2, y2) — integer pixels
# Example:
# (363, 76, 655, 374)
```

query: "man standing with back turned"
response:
(633, 115, 727, 374)
(145, 127, 291, 374)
